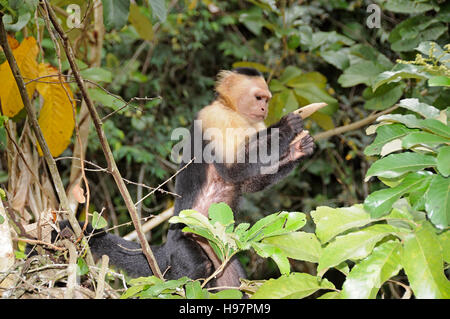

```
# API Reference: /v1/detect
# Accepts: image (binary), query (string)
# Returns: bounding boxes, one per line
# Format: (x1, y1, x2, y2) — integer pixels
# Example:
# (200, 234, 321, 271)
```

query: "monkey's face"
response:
(236, 77, 272, 123)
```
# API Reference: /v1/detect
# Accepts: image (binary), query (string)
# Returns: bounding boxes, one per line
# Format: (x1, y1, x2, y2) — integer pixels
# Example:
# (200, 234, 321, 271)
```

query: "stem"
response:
(41, 0, 163, 278)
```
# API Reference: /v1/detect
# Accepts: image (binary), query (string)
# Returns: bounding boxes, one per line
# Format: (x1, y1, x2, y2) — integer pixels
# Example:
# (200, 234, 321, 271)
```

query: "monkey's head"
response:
(215, 67, 272, 123)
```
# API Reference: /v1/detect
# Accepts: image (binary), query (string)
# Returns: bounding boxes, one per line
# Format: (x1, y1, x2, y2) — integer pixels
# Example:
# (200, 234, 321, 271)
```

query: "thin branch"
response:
(313, 105, 399, 141)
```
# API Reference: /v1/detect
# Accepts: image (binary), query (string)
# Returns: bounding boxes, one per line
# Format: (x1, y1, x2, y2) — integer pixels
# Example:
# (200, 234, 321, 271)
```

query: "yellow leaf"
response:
(129, 4, 154, 42)
(0, 37, 38, 117)
(36, 63, 75, 157)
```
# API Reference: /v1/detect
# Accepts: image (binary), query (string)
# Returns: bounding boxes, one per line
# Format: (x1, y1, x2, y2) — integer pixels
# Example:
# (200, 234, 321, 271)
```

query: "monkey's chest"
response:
(192, 164, 237, 216)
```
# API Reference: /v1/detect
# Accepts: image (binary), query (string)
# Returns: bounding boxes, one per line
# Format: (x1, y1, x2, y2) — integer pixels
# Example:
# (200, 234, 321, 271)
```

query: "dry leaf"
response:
(0, 37, 38, 117)
(293, 102, 328, 119)
(36, 63, 75, 157)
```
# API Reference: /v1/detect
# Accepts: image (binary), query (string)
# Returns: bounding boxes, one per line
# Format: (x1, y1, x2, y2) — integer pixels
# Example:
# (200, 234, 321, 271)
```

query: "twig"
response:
(135, 158, 195, 207)
(12, 237, 65, 251)
(313, 105, 399, 141)
(63, 239, 78, 299)
(42, 0, 163, 278)
(95, 255, 109, 299)
(124, 207, 174, 241)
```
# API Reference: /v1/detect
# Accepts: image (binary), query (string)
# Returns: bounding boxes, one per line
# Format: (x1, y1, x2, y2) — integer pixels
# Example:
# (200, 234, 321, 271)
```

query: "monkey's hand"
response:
(278, 112, 304, 140)
(285, 130, 314, 162)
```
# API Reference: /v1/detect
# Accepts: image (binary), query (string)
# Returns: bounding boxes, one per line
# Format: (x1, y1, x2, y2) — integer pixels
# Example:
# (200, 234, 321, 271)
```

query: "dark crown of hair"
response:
(232, 67, 263, 77)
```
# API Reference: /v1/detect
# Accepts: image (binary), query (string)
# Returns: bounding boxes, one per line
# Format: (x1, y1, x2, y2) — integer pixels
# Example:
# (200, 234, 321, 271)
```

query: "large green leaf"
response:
(338, 61, 387, 87)
(251, 242, 290, 275)
(251, 273, 335, 299)
(437, 146, 450, 177)
(102, 0, 130, 31)
(364, 172, 433, 218)
(398, 98, 441, 119)
(363, 83, 405, 111)
(148, 0, 167, 22)
(365, 152, 437, 181)
(385, 0, 437, 14)
(402, 132, 450, 149)
(425, 175, 450, 229)
(401, 222, 450, 298)
(262, 232, 322, 263)
(311, 205, 371, 244)
(317, 224, 402, 275)
(372, 65, 427, 91)
(364, 124, 414, 156)
(341, 241, 402, 299)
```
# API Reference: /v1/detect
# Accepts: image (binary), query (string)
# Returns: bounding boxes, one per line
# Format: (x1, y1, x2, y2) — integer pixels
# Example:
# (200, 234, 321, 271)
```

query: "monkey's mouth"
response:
(249, 114, 267, 121)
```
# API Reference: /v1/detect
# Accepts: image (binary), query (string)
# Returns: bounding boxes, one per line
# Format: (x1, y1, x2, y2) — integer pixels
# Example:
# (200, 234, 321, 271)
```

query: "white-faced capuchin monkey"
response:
(41, 67, 315, 289)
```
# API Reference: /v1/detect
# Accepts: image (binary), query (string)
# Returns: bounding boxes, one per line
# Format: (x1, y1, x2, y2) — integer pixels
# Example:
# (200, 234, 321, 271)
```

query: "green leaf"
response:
(252, 242, 290, 275)
(372, 64, 427, 91)
(251, 273, 335, 299)
(262, 232, 322, 263)
(210, 289, 243, 299)
(363, 83, 405, 111)
(398, 98, 441, 119)
(318, 291, 341, 299)
(425, 175, 450, 229)
(317, 224, 402, 275)
(437, 146, 450, 177)
(148, 0, 167, 22)
(76, 258, 89, 276)
(208, 202, 234, 233)
(420, 119, 450, 139)
(320, 49, 350, 70)
(244, 211, 306, 242)
(365, 152, 437, 181)
(91, 211, 108, 229)
(401, 222, 450, 298)
(402, 132, 450, 149)
(311, 205, 372, 244)
(80, 67, 112, 83)
(102, 0, 130, 31)
(338, 61, 387, 87)
(140, 277, 190, 298)
(364, 124, 414, 156)
(429, 76, 450, 87)
(364, 172, 433, 219)
(438, 231, 450, 263)
(385, 0, 437, 14)
(341, 241, 402, 299)
(185, 281, 209, 299)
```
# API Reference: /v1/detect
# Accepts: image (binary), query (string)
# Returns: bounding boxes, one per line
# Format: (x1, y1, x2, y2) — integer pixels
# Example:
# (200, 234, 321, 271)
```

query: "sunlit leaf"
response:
(401, 222, 450, 298)
(251, 273, 335, 299)
(341, 241, 402, 299)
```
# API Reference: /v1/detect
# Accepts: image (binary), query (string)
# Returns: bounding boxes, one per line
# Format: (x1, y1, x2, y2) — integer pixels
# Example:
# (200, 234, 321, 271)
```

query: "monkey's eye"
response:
(256, 96, 262, 101)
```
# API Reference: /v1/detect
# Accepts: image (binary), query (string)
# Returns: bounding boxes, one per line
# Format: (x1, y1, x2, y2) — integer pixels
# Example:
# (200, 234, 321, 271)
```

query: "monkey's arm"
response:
(215, 113, 304, 182)
(240, 133, 314, 193)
